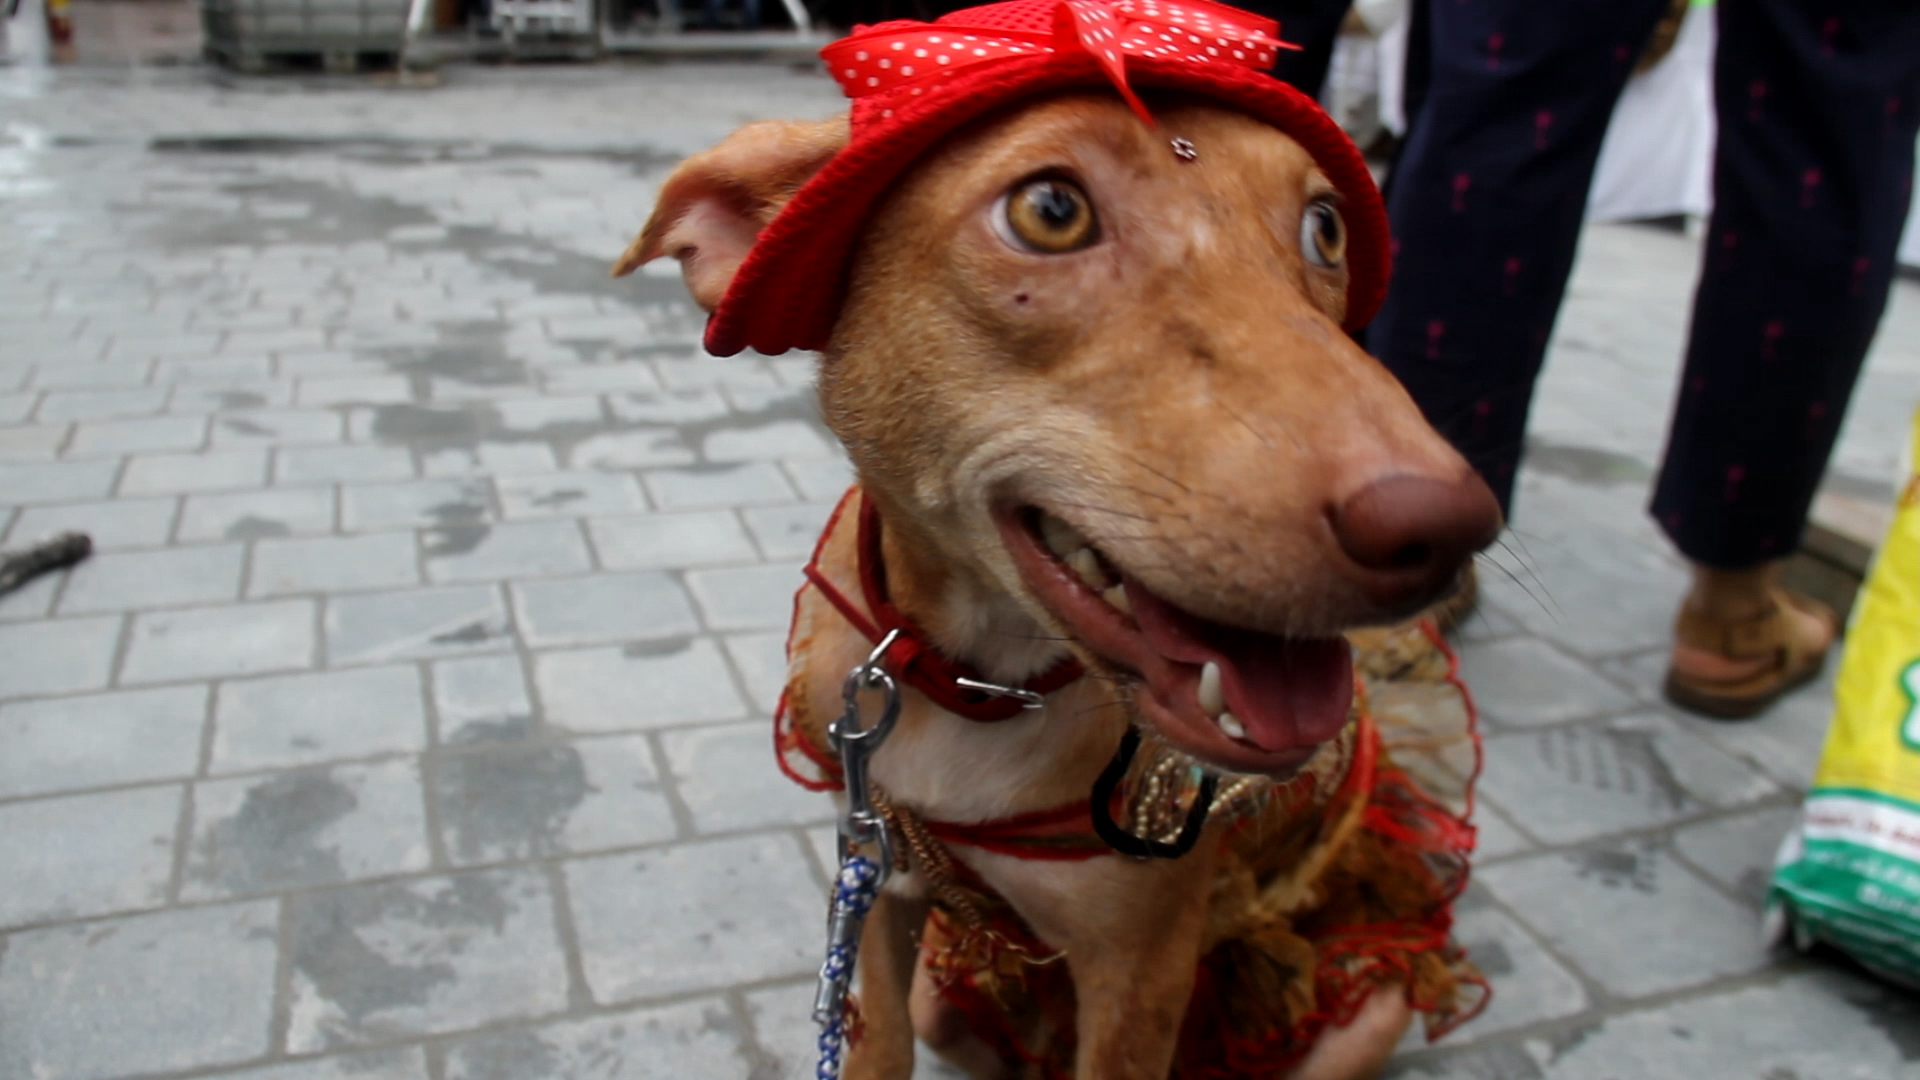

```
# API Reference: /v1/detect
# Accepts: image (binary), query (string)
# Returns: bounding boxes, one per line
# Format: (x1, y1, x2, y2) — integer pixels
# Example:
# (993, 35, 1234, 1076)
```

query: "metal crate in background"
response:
(202, 0, 411, 71)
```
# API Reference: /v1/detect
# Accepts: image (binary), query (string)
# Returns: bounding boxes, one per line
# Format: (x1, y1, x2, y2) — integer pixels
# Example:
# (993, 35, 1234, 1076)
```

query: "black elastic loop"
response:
(1090, 727, 1217, 860)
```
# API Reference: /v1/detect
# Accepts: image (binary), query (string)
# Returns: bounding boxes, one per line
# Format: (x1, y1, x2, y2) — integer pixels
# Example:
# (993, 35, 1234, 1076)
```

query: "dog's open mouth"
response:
(995, 506, 1353, 777)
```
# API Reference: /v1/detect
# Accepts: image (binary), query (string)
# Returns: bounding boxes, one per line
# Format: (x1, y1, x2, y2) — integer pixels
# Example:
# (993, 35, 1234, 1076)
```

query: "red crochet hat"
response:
(705, 0, 1389, 357)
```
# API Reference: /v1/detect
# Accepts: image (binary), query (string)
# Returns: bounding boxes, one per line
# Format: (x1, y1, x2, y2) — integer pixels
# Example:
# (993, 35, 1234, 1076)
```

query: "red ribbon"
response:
(822, 0, 1292, 125)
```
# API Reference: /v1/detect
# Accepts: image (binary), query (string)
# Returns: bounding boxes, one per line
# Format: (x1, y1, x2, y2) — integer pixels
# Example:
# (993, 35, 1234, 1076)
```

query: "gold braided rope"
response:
(863, 716, 1362, 971)
(870, 787, 1068, 967)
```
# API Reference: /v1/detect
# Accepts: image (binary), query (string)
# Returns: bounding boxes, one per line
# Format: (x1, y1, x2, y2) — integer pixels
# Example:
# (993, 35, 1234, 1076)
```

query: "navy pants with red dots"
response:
(1364, 0, 1920, 569)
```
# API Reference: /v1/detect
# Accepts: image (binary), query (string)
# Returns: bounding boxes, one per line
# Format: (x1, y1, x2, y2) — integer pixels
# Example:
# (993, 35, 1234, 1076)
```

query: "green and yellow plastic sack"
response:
(1769, 410, 1920, 987)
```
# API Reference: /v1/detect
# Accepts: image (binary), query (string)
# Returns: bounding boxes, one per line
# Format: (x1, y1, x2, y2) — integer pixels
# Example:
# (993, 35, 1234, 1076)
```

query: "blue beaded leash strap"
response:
(812, 630, 903, 1080)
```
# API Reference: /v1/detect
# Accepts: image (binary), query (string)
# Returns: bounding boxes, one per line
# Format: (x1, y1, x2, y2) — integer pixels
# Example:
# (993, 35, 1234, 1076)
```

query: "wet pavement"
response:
(1, 59, 1918, 1080)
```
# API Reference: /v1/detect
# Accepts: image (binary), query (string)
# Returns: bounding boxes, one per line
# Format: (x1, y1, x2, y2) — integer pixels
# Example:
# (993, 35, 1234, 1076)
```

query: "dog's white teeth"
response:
(1216, 711, 1247, 741)
(1197, 660, 1224, 717)
(1101, 584, 1132, 615)
(1065, 547, 1111, 590)
(1039, 514, 1087, 558)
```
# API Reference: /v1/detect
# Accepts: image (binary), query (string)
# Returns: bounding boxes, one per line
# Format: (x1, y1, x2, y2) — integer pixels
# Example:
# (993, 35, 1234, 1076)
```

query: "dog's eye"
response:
(1004, 178, 1097, 253)
(1301, 199, 1346, 268)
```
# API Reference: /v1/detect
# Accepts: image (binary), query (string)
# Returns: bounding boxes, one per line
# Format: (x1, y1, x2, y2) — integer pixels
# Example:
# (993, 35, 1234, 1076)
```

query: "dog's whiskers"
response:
(1048, 501, 1159, 523)
(1492, 534, 1546, 584)
(1112, 486, 1179, 507)
(1074, 531, 1167, 545)
(1474, 545, 1560, 621)
(1492, 535, 1560, 619)
(1499, 527, 1553, 577)
(1206, 389, 1277, 451)
(1116, 453, 1195, 497)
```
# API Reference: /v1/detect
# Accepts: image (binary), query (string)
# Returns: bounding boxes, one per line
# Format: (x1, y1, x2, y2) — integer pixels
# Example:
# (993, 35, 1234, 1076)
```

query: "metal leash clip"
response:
(811, 629, 903, 1080)
(953, 675, 1046, 709)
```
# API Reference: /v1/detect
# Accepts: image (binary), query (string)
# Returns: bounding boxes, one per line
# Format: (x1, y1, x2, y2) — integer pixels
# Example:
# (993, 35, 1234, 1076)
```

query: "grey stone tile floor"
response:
(1, 60, 1918, 1080)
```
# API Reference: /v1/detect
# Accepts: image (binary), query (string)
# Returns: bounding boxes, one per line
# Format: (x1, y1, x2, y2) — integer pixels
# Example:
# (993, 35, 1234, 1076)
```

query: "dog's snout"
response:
(1329, 474, 1503, 612)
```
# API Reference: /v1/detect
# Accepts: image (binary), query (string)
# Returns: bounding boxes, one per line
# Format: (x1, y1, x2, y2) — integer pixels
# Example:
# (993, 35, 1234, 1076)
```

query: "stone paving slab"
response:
(509, 571, 701, 648)
(567, 834, 825, 1004)
(0, 900, 283, 1080)
(5, 494, 179, 548)
(0, 614, 122, 696)
(0, 683, 207, 797)
(587, 508, 761, 570)
(430, 731, 680, 864)
(1478, 838, 1775, 999)
(443, 1000, 759, 1080)
(1455, 636, 1636, 729)
(1389, 968, 1920, 1079)
(1437, 890, 1591, 1041)
(210, 665, 426, 771)
(324, 585, 513, 665)
(179, 486, 337, 542)
(184, 759, 435, 900)
(122, 599, 317, 683)
(0, 783, 181, 925)
(0, 60, 1916, 1080)
(284, 868, 572, 1052)
(431, 652, 533, 736)
(534, 639, 747, 733)
(59, 541, 245, 612)
(1670, 805, 1803, 909)
(1476, 712, 1780, 845)
(250, 532, 421, 596)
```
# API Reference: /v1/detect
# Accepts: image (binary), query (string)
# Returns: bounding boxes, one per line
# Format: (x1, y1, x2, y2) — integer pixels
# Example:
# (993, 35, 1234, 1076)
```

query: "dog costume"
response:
(718, 1, 1490, 1072)
(776, 503, 1489, 1077)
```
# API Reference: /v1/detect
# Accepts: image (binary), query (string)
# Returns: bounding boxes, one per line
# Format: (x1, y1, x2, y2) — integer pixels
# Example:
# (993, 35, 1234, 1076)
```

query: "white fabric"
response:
(1903, 177, 1920, 270)
(1319, 7, 1411, 145)
(1321, 32, 1383, 147)
(1349, 0, 1405, 36)
(1376, 11, 1408, 137)
(1587, 7, 1716, 223)
(2, 0, 50, 63)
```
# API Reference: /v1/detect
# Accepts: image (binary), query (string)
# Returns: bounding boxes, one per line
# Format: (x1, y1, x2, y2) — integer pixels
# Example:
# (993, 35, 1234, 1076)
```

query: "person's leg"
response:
(1654, 0, 1920, 715)
(1397, 0, 1430, 138)
(1366, 0, 1670, 514)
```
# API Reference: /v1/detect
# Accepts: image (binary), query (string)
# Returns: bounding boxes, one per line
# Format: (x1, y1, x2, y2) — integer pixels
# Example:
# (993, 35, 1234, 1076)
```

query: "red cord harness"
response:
(814, 492, 1084, 722)
(775, 488, 1114, 859)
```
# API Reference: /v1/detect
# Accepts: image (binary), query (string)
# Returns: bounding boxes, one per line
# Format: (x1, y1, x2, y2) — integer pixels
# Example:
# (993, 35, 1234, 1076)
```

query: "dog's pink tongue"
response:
(1126, 580, 1354, 752)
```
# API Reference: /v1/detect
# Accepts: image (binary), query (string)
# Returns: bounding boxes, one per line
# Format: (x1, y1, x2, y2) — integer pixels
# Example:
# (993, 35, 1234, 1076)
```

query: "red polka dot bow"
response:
(823, 0, 1292, 125)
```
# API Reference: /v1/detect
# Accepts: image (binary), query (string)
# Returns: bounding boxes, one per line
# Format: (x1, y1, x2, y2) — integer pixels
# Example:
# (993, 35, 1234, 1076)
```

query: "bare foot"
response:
(909, 943, 1011, 1080)
(1286, 985, 1413, 1080)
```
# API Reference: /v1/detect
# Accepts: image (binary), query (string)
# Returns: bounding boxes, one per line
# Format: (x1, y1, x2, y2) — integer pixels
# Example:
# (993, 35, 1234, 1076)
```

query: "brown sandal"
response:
(1662, 588, 1839, 720)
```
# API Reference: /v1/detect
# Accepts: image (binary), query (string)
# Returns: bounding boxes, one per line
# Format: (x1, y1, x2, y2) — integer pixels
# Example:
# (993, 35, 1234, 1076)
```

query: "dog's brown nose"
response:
(1330, 473, 1503, 613)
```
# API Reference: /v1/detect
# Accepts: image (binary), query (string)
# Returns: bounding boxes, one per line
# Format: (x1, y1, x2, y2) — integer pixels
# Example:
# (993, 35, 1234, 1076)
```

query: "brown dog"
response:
(617, 76, 1499, 1080)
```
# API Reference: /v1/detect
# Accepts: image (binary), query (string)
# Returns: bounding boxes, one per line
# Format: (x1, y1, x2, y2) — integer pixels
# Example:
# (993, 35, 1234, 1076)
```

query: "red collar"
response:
(802, 489, 1086, 723)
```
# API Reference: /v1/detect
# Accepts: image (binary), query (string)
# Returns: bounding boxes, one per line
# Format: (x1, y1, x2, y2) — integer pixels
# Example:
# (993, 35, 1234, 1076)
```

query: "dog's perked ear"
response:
(610, 117, 849, 312)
